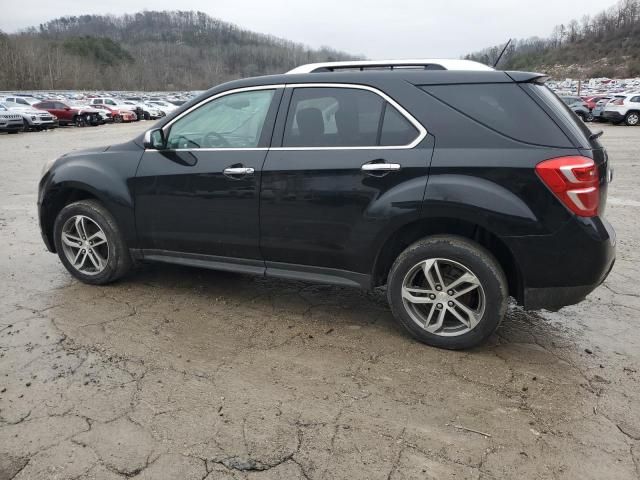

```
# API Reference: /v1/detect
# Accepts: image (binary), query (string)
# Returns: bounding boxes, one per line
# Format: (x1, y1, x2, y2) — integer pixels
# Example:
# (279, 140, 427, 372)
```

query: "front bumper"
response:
(505, 216, 616, 311)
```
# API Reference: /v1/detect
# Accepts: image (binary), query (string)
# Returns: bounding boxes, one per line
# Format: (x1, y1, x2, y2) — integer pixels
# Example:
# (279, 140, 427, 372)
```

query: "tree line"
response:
(0, 10, 358, 91)
(466, 0, 640, 77)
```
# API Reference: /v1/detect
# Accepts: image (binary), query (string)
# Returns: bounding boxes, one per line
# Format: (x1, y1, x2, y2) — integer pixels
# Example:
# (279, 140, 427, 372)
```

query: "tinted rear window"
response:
(526, 84, 593, 149)
(420, 83, 571, 147)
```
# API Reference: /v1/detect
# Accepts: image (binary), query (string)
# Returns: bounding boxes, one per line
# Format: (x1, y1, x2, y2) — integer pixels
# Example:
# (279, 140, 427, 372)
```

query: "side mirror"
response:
(143, 128, 166, 150)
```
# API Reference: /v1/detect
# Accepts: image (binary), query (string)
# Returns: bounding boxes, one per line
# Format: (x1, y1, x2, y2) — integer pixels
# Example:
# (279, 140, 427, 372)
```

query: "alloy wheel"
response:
(401, 258, 486, 337)
(627, 113, 639, 126)
(60, 215, 109, 275)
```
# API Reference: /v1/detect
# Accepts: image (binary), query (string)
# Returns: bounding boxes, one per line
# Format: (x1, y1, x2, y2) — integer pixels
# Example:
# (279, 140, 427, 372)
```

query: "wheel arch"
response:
(372, 217, 522, 303)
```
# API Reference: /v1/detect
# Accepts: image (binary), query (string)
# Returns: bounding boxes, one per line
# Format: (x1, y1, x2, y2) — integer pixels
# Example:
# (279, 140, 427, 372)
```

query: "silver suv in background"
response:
(1, 102, 58, 131)
(604, 93, 640, 125)
(0, 104, 25, 133)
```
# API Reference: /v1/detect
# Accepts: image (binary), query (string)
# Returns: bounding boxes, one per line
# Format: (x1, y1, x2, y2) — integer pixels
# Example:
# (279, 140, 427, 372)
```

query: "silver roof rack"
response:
(286, 59, 494, 74)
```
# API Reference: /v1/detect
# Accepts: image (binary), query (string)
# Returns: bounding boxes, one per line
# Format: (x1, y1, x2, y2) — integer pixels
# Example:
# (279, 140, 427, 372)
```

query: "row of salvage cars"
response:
(559, 93, 640, 126)
(0, 94, 178, 133)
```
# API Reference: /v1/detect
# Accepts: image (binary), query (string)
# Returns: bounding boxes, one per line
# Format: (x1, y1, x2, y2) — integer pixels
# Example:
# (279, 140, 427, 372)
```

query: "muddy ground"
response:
(0, 122, 639, 480)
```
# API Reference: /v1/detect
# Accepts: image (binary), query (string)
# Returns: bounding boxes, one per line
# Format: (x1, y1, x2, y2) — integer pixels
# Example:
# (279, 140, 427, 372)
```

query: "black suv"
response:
(38, 60, 616, 349)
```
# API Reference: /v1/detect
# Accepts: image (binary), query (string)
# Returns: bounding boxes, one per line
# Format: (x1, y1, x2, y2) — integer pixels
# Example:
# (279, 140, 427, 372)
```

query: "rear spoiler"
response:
(505, 71, 549, 84)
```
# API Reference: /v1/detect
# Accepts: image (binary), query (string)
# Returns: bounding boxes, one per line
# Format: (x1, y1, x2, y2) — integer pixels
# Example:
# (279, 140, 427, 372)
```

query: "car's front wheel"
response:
(387, 235, 507, 349)
(53, 200, 132, 285)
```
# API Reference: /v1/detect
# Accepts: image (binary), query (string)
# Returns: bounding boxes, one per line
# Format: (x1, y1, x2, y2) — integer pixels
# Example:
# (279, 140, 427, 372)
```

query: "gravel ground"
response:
(0, 122, 639, 480)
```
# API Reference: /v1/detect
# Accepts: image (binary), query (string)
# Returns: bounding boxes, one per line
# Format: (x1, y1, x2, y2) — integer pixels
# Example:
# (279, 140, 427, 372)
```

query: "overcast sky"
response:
(1, 0, 619, 58)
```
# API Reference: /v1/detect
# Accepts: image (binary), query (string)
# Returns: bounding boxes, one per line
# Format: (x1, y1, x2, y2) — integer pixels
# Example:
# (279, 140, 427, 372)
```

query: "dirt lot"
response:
(0, 122, 639, 480)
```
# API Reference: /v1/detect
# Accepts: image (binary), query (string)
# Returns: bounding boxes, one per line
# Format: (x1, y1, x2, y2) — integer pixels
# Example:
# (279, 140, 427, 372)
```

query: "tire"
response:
(53, 200, 132, 285)
(387, 235, 508, 350)
(113, 115, 123, 123)
(74, 115, 86, 128)
(144, 112, 150, 120)
(625, 111, 639, 126)
(22, 119, 30, 132)
(585, 112, 594, 122)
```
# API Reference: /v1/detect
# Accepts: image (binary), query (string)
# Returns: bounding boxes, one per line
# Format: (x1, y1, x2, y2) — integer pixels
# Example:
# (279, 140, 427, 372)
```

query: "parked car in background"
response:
(121, 100, 164, 120)
(560, 96, 593, 122)
(33, 100, 102, 127)
(603, 93, 640, 126)
(1, 102, 58, 131)
(89, 98, 141, 121)
(581, 96, 608, 111)
(591, 97, 611, 122)
(146, 100, 178, 115)
(0, 104, 25, 133)
(0, 95, 41, 107)
(92, 104, 137, 123)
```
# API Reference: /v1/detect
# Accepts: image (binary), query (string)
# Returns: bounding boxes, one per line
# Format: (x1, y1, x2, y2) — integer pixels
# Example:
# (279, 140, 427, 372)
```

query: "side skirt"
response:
(131, 249, 371, 289)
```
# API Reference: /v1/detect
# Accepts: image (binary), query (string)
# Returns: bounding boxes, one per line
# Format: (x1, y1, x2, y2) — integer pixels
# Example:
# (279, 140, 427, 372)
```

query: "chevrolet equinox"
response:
(38, 59, 616, 349)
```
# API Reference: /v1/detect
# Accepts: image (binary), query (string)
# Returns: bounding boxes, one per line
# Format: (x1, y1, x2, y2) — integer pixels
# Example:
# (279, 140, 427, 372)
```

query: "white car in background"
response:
(0, 102, 58, 130)
(603, 93, 640, 126)
(121, 100, 164, 120)
(146, 100, 178, 115)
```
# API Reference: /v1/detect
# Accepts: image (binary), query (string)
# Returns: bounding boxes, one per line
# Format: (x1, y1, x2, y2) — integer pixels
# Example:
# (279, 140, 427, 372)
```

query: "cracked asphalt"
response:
(0, 122, 639, 480)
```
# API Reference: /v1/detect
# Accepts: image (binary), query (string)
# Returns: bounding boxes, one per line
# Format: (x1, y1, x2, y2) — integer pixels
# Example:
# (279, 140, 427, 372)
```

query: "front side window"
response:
(166, 89, 275, 149)
(282, 87, 420, 148)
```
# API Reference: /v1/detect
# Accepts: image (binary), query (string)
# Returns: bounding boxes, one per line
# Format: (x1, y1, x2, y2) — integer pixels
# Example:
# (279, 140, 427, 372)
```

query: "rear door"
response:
(260, 84, 433, 283)
(133, 86, 282, 262)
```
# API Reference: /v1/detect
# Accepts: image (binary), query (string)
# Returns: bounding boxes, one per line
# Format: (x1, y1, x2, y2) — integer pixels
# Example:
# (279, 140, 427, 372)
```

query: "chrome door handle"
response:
(361, 163, 401, 172)
(223, 167, 255, 176)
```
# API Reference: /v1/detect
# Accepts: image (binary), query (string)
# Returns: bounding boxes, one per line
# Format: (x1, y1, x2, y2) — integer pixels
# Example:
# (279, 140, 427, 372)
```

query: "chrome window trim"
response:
(144, 85, 285, 151)
(272, 83, 427, 151)
(143, 82, 427, 152)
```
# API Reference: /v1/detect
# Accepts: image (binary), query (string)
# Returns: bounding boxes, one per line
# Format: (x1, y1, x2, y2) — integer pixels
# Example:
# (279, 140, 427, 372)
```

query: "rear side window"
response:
(420, 83, 571, 147)
(631, 96, 640, 103)
(283, 87, 420, 148)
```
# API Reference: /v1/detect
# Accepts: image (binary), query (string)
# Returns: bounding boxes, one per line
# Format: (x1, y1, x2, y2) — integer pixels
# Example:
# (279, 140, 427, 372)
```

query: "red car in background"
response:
(32, 100, 102, 126)
(92, 104, 137, 123)
(581, 96, 609, 111)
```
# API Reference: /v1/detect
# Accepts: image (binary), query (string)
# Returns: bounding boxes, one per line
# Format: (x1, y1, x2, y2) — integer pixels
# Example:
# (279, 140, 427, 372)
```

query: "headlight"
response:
(41, 158, 58, 178)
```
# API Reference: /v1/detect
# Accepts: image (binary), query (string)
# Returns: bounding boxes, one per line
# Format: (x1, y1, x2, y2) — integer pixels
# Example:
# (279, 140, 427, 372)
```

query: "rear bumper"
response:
(505, 216, 616, 311)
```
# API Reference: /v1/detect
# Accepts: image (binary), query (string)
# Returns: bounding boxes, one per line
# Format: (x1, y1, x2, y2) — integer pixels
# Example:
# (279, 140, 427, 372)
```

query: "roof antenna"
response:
(493, 39, 512, 69)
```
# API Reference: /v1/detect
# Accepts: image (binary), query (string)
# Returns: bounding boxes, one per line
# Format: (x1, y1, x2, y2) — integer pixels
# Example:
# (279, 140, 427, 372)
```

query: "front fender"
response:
(39, 145, 143, 250)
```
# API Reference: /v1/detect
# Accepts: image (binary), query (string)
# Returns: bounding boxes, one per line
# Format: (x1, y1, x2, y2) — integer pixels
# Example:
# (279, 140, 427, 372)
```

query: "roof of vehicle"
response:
(286, 59, 494, 73)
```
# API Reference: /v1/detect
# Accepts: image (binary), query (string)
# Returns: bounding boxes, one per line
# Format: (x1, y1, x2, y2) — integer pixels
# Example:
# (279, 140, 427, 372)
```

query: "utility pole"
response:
(577, 79, 582, 97)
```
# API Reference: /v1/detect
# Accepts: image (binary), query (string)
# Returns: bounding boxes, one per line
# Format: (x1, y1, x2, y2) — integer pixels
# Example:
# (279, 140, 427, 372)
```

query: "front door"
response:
(133, 86, 282, 261)
(260, 85, 433, 281)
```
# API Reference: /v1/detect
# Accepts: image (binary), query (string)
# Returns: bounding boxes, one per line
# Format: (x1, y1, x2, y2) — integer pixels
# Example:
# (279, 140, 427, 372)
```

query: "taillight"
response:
(535, 156, 599, 217)
(611, 98, 624, 106)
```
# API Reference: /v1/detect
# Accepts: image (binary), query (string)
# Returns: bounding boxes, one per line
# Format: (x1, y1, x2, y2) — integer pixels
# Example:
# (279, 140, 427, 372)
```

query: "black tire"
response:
(387, 235, 508, 349)
(53, 200, 132, 285)
(585, 112, 594, 122)
(74, 115, 86, 128)
(22, 119, 30, 132)
(144, 112, 150, 121)
(113, 115, 123, 123)
(625, 111, 639, 126)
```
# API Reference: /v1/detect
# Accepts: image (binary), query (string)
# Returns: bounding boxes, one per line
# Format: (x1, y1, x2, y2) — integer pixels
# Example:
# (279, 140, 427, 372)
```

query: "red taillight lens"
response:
(535, 156, 599, 217)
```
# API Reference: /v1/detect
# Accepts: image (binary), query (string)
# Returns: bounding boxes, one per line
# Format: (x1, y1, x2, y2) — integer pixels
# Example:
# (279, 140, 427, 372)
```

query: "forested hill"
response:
(466, 0, 640, 78)
(0, 11, 358, 91)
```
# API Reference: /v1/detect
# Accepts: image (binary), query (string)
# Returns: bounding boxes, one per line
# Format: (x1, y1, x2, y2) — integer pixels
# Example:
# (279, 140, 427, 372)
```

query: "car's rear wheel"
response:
(53, 200, 132, 285)
(387, 235, 508, 349)
(585, 112, 594, 122)
(74, 115, 86, 127)
(113, 115, 122, 123)
(625, 111, 639, 126)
